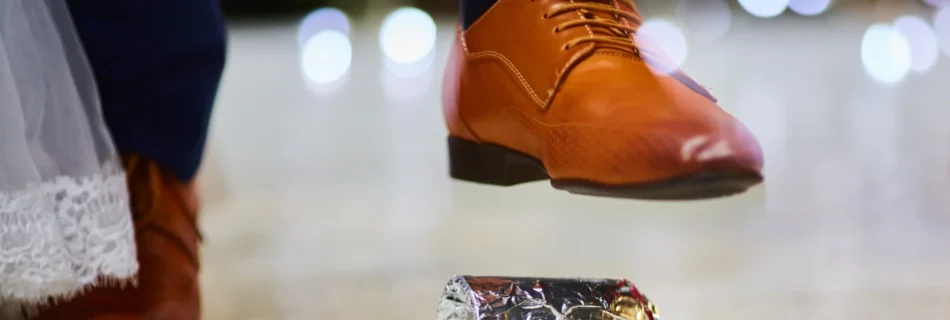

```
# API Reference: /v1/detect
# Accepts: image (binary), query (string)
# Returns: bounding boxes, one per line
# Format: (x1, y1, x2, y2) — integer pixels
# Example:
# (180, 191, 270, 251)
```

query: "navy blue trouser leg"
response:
(461, 0, 497, 29)
(66, 0, 228, 181)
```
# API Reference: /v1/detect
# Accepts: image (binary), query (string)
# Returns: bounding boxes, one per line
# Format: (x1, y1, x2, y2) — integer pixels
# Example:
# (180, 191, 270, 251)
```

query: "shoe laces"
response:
(544, 0, 643, 54)
(540, 0, 648, 108)
(539, 0, 717, 106)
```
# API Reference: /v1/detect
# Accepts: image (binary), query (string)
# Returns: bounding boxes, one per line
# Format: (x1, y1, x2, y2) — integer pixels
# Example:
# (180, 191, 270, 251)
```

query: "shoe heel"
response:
(448, 136, 549, 186)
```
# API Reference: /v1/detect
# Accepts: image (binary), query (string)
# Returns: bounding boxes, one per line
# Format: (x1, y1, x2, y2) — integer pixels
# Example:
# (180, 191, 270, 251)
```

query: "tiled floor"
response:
(198, 12, 950, 320)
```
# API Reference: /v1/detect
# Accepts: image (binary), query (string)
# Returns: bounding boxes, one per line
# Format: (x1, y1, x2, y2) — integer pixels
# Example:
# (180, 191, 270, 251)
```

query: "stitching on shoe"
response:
(460, 0, 547, 108)
(464, 50, 545, 106)
(452, 25, 486, 142)
(460, 27, 544, 106)
(573, 0, 596, 39)
(595, 50, 638, 60)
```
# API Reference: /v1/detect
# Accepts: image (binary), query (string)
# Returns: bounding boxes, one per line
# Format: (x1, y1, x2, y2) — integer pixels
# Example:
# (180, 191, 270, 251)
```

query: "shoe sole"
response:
(448, 136, 762, 200)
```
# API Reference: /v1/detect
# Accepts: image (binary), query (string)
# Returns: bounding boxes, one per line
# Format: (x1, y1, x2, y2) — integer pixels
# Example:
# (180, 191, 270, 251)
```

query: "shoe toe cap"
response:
(540, 119, 763, 185)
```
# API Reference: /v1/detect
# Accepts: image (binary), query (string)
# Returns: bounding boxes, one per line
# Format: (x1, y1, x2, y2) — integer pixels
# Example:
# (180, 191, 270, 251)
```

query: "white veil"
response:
(0, 0, 137, 312)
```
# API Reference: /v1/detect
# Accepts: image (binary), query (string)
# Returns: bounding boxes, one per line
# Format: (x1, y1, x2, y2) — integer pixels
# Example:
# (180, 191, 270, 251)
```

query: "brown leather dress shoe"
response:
(34, 155, 202, 320)
(443, 0, 763, 200)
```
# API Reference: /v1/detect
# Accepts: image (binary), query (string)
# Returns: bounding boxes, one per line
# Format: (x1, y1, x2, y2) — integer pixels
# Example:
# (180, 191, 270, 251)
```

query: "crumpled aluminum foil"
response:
(437, 275, 658, 320)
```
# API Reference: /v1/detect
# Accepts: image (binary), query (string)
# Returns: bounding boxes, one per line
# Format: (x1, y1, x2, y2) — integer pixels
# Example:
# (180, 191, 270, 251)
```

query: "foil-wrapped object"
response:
(437, 276, 658, 320)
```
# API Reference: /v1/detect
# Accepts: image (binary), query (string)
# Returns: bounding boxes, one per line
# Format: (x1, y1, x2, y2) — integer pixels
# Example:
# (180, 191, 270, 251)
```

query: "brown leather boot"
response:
(443, 0, 763, 200)
(34, 155, 202, 320)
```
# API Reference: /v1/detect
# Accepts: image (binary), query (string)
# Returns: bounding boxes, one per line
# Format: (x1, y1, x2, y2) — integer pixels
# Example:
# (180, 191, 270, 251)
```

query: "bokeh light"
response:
(936, 5, 950, 57)
(738, 0, 790, 18)
(894, 15, 939, 73)
(788, 0, 833, 16)
(301, 30, 352, 85)
(636, 19, 688, 74)
(923, 0, 949, 8)
(860, 24, 912, 85)
(380, 7, 437, 64)
(297, 8, 350, 46)
(675, 0, 732, 43)
(381, 58, 436, 104)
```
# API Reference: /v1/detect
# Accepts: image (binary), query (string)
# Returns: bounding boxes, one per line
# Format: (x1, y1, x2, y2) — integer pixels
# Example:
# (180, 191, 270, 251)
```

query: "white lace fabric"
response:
(0, 163, 137, 303)
(0, 0, 139, 310)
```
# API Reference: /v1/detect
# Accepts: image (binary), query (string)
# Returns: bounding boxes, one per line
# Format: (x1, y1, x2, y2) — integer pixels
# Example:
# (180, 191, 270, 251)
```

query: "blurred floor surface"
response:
(198, 16, 950, 319)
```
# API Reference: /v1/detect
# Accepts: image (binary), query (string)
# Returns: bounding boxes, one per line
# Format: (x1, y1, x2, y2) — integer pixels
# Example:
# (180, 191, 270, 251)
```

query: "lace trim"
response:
(0, 162, 138, 306)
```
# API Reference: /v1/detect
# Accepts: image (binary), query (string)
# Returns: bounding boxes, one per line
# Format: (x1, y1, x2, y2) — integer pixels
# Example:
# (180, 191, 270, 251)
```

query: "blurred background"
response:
(196, 1, 950, 319)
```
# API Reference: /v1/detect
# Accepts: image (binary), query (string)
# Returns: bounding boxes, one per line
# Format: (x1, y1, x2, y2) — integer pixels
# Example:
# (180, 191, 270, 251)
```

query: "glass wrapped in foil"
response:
(437, 275, 659, 320)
